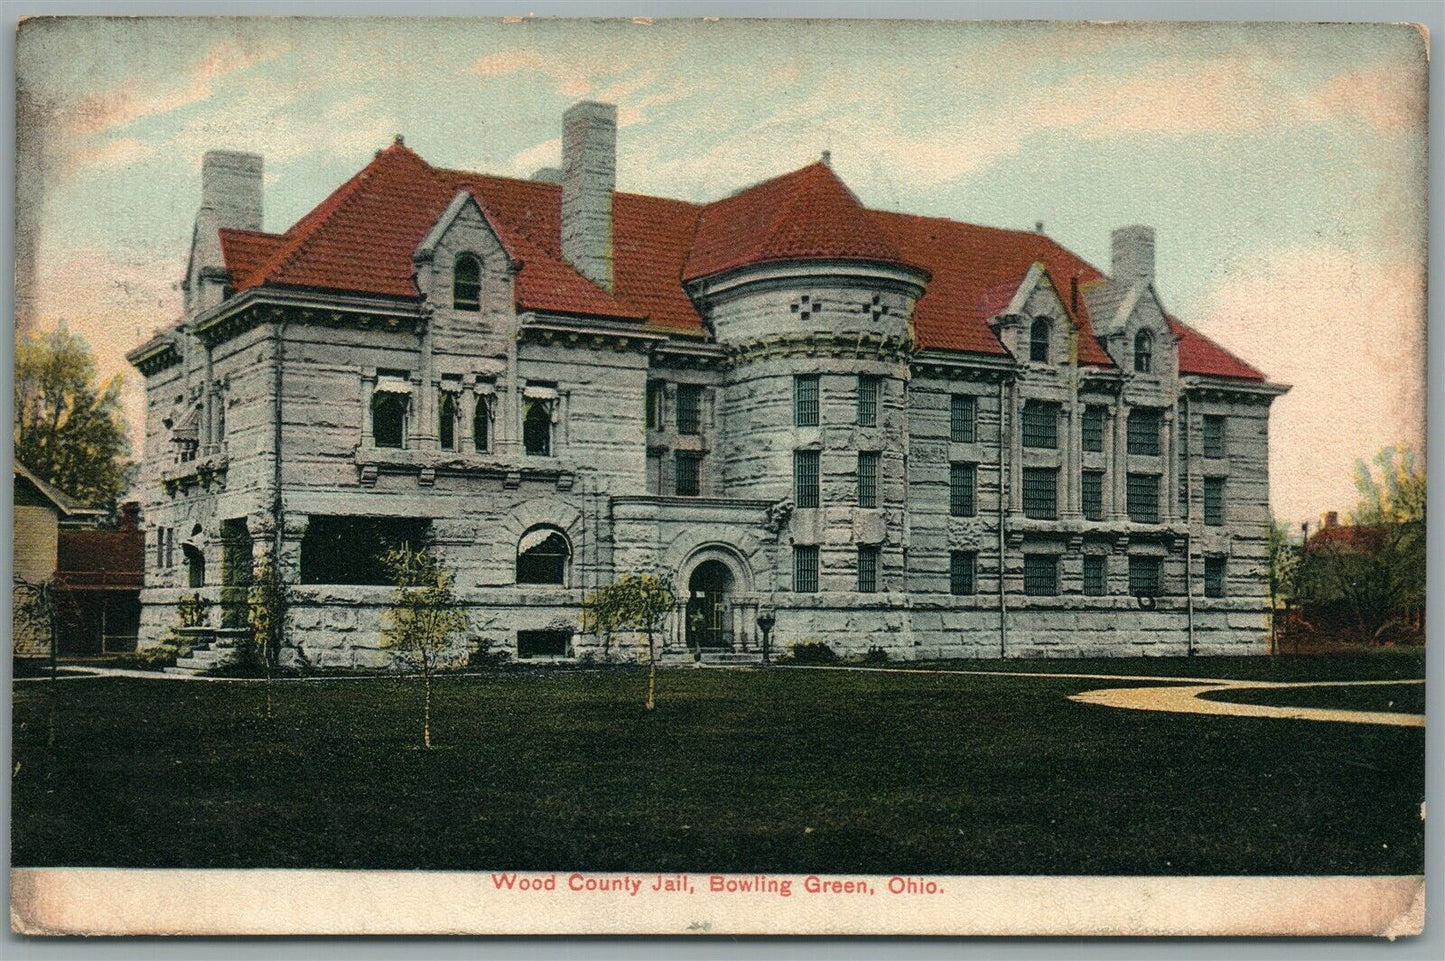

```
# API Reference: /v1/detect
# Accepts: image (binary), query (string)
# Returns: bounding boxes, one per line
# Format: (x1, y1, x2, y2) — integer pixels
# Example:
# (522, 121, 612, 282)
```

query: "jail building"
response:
(126, 100, 1287, 667)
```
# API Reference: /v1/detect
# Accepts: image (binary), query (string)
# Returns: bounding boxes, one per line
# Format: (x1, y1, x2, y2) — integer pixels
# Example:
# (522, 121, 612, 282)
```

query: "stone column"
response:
(1008, 382, 1023, 514)
(1111, 401, 1127, 518)
(1162, 406, 1177, 524)
(360, 371, 376, 447)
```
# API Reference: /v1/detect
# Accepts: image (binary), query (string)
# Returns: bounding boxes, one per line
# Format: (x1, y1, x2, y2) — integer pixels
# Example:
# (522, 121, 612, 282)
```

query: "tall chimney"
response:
(561, 101, 617, 291)
(1110, 225, 1155, 286)
(202, 150, 263, 231)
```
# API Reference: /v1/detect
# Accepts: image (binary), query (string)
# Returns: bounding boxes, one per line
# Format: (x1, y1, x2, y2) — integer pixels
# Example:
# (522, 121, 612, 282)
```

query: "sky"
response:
(14, 17, 1427, 526)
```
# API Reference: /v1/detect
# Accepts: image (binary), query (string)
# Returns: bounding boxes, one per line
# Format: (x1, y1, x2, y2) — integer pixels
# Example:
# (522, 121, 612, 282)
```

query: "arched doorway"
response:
(686, 560, 734, 650)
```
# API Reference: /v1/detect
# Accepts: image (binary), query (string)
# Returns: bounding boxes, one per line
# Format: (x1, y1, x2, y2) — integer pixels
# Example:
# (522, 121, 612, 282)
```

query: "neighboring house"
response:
(126, 100, 1287, 667)
(12, 462, 108, 657)
(55, 503, 145, 655)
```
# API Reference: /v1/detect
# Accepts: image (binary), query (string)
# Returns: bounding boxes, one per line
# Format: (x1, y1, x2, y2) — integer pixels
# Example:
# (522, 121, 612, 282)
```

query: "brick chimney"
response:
(1322, 510, 1340, 529)
(561, 101, 617, 291)
(1111, 225, 1155, 286)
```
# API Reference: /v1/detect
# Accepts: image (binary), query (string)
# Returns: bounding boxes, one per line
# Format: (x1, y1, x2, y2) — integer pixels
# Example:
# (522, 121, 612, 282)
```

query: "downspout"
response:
(1181, 394, 1195, 656)
(271, 317, 286, 664)
(997, 375, 1009, 659)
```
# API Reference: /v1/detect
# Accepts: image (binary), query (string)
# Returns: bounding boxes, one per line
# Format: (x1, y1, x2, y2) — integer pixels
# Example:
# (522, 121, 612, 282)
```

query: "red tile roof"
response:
(1306, 523, 1385, 553)
(221, 142, 1265, 380)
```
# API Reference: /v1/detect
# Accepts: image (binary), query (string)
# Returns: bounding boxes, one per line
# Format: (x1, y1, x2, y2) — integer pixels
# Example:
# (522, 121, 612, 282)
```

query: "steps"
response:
(164, 633, 241, 676)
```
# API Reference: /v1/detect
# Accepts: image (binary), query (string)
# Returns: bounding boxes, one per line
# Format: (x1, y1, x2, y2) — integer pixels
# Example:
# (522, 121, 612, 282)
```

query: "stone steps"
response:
(168, 643, 236, 676)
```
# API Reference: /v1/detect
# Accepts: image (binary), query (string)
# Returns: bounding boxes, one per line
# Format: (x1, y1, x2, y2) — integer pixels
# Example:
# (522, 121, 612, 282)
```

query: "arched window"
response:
(1134, 330, 1154, 374)
(372, 393, 408, 449)
(473, 395, 491, 453)
(453, 253, 481, 311)
(523, 398, 553, 456)
(1029, 318, 1051, 363)
(516, 526, 571, 585)
(438, 392, 458, 451)
(183, 543, 205, 589)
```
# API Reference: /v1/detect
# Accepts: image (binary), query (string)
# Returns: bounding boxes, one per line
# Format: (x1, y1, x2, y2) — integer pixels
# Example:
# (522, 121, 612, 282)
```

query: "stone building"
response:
(127, 101, 1288, 667)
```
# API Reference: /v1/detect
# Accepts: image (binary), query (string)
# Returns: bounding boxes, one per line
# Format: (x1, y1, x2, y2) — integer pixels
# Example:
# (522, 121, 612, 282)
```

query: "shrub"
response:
(134, 642, 180, 670)
(468, 637, 512, 671)
(857, 645, 890, 665)
(782, 640, 839, 665)
(176, 593, 211, 629)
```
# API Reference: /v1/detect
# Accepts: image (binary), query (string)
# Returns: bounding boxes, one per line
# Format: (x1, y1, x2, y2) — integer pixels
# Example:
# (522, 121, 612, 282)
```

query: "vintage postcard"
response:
(10, 16, 1427, 937)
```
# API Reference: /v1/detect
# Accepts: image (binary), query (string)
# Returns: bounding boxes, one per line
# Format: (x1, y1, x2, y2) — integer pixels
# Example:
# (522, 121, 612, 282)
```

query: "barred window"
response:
(1128, 555, 1163, 597)
(950, 393, 977, 443)
(1203, 415, 1227, 458)
(1127, 472, 1160, 524)
(1204, 555, 1227, 598)
(645, 380, 665, 430)
(675, 451, 702, 497)
(1082, 469, 1105, 521)
(1022, 400, 1059, 449)
(793, 545, 819, 593)
(1134, 330, 1153, 373)
(794, 449, 820, 508)
(1127, 407, 1161, 455)
(1029, 318, 1051, 363)
(858, 451, 880, 508)
(950, 550, 977, 596)
(857, 376, 880, 427)
(857, 544, 880, 594)
(949, 462, 977, 517)
(676, 383, 702, 435)
(1023, 554, 1059, 596)
(1203, 476, 1226, 526)
(1082, 404, 1106, 452)
(1023, 467, 1058, 520)
(793, 375, 819, 427)
(1083, 555, 1108, 596)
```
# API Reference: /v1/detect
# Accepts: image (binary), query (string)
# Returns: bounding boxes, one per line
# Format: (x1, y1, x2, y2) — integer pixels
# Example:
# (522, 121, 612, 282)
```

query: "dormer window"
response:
(453, 253, 481, 311)
(1134, 330, 1154, 374)
(1029, 318, 1051, 363)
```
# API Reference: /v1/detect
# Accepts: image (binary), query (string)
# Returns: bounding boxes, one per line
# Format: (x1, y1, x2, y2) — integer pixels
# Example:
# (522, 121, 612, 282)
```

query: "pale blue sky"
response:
(15, 17, 1427, 523)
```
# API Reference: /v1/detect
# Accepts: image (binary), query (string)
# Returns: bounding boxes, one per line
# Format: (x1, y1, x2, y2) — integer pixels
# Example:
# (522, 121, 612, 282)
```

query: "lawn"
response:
(1199, 682, 1425, 715)
(11, 656, 1425, 875)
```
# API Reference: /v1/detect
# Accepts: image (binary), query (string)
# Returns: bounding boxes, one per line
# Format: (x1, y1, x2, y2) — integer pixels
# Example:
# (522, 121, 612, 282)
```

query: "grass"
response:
(11, 657, 1425, 875)
(1199, 682, 1425, 715)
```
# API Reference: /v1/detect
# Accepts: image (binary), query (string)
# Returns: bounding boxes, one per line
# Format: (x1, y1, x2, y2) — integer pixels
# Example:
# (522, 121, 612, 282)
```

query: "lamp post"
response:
(757, 609, 776, 667)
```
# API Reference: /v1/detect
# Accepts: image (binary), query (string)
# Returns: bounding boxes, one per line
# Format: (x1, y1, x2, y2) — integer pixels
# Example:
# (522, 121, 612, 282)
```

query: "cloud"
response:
(1306, 61, 1428, 131)
(1195, 245, 1425, 524)
(509, 137, 560, 176)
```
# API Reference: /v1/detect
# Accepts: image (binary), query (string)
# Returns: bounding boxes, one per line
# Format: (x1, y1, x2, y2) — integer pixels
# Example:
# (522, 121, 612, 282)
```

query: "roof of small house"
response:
(13, 463, 105, 518)
(215, 140, 1266, 380)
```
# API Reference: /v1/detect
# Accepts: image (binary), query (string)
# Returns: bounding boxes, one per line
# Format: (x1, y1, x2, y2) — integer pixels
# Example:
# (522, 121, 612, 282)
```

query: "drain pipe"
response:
(271, 316, 287, 664)
(997, 375, 1009, 659)
(1181, 395, 1195, 657)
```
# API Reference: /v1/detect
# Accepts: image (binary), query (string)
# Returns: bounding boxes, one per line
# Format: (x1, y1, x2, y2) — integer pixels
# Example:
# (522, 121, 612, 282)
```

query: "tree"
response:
(1265, 515, 1299, 654)
(380, 545, 469, 748)
(246, 550, 287, 717)
(15, 325, 131, 506)
(583, 573, 677, 711)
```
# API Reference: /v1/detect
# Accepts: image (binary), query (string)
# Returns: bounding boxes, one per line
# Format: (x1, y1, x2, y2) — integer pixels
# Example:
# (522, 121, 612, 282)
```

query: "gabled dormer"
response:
(412, 189, 517, 319)
(989, 262, 1080, 368)
(1084, 226, 1180, 381)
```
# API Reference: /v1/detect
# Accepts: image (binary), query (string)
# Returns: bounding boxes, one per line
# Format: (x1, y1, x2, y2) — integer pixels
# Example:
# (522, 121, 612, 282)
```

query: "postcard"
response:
(11, 15, 1427, 937)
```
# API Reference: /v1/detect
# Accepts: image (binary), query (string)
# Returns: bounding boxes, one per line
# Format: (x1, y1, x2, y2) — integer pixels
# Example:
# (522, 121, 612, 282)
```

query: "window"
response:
(1082, 469, 1105, 521)
(1128, 555, 1163, 597)
(1024, 554, 1059, 596)
(950, 551, 977, 596)
(155, 527, 171, 569)
(523, 396, 553, 456)
(453, 253, 481, 310)
(1204, 556, 1227, 598)
(1022, 400, 1059, 449)
(950, 393, 977, 443)
(1203, 415, 1227, 458)
(675, 451, 702, 497)
(1082, 404, 1106, 452)
(300, 516, 431, 585)
(646, 450, 663, 494)
(794, 450, 820, 508)
(183, 544, 205, 588)
(438, 392, 458, 451)
(646, 381, 666, 430)
(857, 545, 880, 593)
(1023, 467, 1058, 520)
(516, 526, 571, 585)
(214, 397, 226, 445)
(1029, 318, 1051, 363)
(1127, 407, 1161, 455)
(857, 376, 880, 427)
(1083, 555, 1108, 596)
(950, 462, 976, 517)
(676, 384, 703, 435)
(1203, 476, 1226, 526)
(220, 519, 251, 589)
(858, 452, 880, 508)
(473, 395, 491, 452)
(517, 630, 570, 659)
(371, 391, 408, 449)
(793, 545, 819, 593)
(1127, 473, 1160, 524)
(1134, 329, 1153, 373)
(793, 374, 819, 427)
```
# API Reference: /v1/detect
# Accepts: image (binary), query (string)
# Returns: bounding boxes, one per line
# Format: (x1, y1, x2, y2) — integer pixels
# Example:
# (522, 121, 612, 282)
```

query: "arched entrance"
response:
(686, 560, 734, 650)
